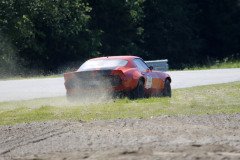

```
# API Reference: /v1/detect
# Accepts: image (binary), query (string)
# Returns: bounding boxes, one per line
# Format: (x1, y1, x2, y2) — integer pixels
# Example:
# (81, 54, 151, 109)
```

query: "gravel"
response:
(1, 113, 240, 160)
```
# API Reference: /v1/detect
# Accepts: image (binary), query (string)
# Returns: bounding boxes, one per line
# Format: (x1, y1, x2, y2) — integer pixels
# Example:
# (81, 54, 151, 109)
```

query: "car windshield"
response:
(79, 59, 128, 71)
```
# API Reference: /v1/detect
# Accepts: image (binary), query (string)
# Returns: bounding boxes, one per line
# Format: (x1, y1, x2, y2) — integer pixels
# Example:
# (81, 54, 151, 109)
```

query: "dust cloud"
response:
(66, 90, 115, 106)
(0, 33, 18, 78)
(65, 74, 116, 106)
(2, 91, 114, 110)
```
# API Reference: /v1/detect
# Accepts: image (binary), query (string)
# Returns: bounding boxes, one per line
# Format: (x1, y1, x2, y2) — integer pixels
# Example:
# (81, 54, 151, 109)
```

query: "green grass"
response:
(0, 81, 240, 126)
(183, 60, 240, 70)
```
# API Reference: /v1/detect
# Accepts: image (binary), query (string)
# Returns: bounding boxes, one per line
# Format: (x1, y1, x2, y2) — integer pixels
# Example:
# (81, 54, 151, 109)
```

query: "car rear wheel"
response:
(163, 79, 171, 97)
(132, 80, 145, 99)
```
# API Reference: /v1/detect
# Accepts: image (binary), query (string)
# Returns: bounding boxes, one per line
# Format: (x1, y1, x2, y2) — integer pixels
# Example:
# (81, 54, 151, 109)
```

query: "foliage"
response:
(0, 0, 93, 73)
(0, 33, 18, 77)
(0, 0, 240, 75)
(0, 81, 240, 125)
(194, 0, 240, 61)
(142, 0, 240, 69)
(88, 0, 145, 57)
(142, 0, 202, 68)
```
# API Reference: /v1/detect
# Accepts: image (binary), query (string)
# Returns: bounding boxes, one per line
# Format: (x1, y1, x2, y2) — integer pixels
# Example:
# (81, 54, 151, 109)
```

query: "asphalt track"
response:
(0, 68, 240, 102)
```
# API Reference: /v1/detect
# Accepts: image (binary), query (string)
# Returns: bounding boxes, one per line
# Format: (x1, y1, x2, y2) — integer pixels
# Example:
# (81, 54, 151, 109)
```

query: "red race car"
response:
(64, 56, 171, 99)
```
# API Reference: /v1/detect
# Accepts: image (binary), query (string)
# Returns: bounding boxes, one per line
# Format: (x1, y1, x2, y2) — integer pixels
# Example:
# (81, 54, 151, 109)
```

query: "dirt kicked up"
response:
(1, 113, 240, 160)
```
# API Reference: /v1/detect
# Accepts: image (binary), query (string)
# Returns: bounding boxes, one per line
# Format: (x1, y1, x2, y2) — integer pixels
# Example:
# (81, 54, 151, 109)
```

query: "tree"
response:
(0, 32, 18, 77)
(1, 0, 240, 74)
(142, 0, 240, 69)
(0, 0, 93, 73)
(142, 0, 203, 69)
(194, 0, 240, 61)
(88, 0, 145, 57)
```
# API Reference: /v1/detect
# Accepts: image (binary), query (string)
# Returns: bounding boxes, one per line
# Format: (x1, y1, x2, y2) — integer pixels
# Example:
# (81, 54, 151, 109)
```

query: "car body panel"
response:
(64, 56, 171, 97)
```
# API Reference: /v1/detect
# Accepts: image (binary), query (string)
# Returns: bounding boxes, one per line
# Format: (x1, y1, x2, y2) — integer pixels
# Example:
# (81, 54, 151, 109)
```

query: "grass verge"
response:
(183, 60, 240, 70)
(0, 81, 240, 126)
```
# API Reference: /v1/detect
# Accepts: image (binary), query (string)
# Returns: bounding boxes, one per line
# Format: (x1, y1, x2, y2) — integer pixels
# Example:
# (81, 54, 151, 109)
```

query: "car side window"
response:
(133, 58, 149, 71)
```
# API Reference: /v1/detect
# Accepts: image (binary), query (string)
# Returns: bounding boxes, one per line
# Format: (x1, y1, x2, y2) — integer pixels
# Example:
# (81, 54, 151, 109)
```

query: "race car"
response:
(64, 56, 171, 99)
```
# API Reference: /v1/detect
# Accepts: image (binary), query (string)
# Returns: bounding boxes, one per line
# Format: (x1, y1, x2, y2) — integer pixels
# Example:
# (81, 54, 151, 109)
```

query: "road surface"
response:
(0, 68, 240, 102)
(166, 68, 240, 89)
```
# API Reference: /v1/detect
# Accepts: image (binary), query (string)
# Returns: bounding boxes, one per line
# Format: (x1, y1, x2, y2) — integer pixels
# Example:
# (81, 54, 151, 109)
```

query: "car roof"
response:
(87, 56, 140, 61)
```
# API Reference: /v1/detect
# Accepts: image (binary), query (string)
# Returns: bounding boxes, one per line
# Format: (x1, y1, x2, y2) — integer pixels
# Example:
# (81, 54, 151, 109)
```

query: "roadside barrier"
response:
(145, 59, 169, 72)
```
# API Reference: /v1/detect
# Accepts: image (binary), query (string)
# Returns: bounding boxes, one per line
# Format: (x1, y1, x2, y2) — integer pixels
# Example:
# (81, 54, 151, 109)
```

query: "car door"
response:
(133, 58, 160, 92)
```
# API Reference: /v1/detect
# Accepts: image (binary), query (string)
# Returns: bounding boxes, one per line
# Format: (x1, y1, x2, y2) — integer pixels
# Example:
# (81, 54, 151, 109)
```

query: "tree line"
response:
(0, 0, 240, 76)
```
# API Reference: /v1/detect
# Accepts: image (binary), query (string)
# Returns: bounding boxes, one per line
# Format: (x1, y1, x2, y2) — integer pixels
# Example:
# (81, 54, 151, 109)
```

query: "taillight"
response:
(111, 75, 122, 86)
(114, 75, 121, 81)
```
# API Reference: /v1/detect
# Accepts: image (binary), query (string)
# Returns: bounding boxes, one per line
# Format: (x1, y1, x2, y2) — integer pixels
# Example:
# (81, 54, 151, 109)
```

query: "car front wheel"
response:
(163, 79, 171, 97)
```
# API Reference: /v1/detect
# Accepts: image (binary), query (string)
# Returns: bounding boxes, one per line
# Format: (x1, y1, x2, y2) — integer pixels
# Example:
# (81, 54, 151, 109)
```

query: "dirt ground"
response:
(0, 113, 240, 160)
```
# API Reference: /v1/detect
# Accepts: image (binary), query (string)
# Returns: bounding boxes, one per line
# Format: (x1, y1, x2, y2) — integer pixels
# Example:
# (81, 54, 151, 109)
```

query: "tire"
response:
(163, 79, 171, 97)
(132, 80, 145, 99)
